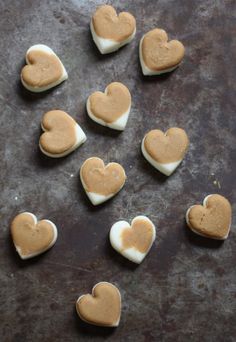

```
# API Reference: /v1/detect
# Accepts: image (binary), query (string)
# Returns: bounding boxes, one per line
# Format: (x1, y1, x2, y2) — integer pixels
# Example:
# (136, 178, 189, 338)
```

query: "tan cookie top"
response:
(92, 5, 136, 42)
(40, 110, 77, 154)
(142, 28, 185, 71)
(76, 282, 121, 326)
(121, 218, 154, 253)
(81, 157, 126, 196)
(11, 213, 54, 257)
(188, 195, 232, 239)
(144, 127, 189, 163)
(89, 82, 131, 123)
(21, 50, 63, 87)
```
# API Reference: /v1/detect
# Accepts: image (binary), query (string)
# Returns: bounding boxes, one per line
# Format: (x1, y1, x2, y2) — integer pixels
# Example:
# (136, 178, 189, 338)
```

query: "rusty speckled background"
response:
(0, 0, 236, 341)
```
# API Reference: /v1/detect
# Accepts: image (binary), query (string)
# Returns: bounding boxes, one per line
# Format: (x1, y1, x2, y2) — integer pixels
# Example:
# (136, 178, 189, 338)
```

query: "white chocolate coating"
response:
(39, 123, 87, 158)
(80, 169, 122, 206)
(109, 215, 156, 264)
(86, 91, 131, 131)
(21, 44, 68, 92)
(90, 21, 136, 54)
(141, 138, 182, 176)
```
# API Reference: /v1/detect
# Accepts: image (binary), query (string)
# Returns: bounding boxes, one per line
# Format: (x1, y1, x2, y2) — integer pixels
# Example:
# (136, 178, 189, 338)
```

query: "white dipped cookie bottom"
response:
(39, 123, 87, 158)
(86, 97, 131, 131)
(141, 138, 182, 176)
(90, 21, 136, 54)
(80, 172, 117, 206)
(110, 216, 156, 264)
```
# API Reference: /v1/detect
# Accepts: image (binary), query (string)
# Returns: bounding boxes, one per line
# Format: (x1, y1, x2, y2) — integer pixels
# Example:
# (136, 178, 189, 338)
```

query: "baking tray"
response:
(0, 0, 235, 341)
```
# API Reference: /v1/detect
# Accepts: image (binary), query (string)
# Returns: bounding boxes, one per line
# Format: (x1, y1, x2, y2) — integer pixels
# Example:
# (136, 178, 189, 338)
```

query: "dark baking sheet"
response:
(0, 0, 235, 341)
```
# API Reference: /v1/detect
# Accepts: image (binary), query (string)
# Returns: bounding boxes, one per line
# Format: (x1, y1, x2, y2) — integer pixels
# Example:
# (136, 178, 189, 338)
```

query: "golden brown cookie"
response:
(76, 282, 121, 327)
(140, 28, 185, 75)
(91, 5, 136, 54)
(21, 44, 68, 92)
(39, 110, 86, 158)
(142, 127, 189, 176)
(80, 157, 126, 205)
(87, 82, 131, 130)
(11, 212, 58, 259)
(186, 194, 232, 240)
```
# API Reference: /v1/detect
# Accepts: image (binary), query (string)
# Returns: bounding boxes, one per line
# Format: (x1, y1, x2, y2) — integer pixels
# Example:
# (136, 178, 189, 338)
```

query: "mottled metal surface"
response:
(0, 0, 235, 341)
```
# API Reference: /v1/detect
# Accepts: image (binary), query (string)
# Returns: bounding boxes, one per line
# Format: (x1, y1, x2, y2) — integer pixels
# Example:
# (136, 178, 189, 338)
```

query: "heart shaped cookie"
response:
(76, 282, 121, 327)
(39, 110, 86, 158)
(87, 82, 131, 131)
(21, 44, 68, 92)
(186, 194, 232, 240)
(142, 127, 189, 176)
(91, 5, 136, 54)
(139, 28, 185, 75)
(110, 216, 156, 264)
(11, 212, 58, 259)
(80, 157, 126, 205)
